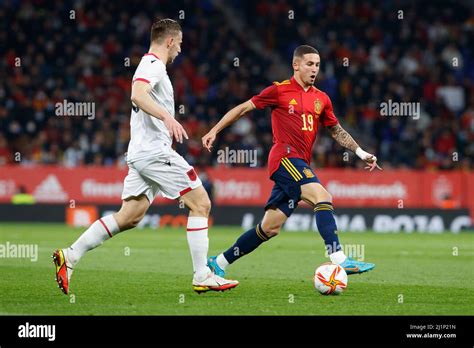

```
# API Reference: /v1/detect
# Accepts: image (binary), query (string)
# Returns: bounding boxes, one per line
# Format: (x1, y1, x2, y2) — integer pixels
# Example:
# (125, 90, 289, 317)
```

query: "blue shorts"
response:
(265, 157, 320, 217)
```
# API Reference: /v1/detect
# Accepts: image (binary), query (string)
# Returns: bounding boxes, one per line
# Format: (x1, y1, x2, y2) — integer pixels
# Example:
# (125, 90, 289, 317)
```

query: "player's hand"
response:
(202, 130, 216, 152)
(355, 147, 382, 171)
(163, 115, 188, 144)
(363, 154, 382, 171)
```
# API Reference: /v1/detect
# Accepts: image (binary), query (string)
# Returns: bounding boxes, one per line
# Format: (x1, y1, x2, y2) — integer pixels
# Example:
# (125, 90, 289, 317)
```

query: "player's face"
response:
(168, 31, 182, 64)
(294, 53, 320, 86)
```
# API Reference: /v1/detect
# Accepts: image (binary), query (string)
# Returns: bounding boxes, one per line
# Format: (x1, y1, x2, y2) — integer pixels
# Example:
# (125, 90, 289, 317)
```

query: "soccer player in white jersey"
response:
(52, 19, 238, 295)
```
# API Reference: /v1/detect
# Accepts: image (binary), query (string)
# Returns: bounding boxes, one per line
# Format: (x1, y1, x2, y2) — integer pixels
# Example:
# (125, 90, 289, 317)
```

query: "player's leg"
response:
(52, 195, 149, 294)
(180, 185, 239, 292)
(300, 182, 375, 274)
(69, 195, 149, 264)
(209, 207, 288, 276)
(300, 183, 343, 261)
(179, 185, 212, 280)
(208, 175, 296, 277)
(53, 163, 153, 295)
(138, 151, 237, 292)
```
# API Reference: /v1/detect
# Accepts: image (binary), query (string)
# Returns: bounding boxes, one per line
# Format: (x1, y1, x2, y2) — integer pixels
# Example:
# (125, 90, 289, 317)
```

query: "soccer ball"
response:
(313, 263, 348, 295)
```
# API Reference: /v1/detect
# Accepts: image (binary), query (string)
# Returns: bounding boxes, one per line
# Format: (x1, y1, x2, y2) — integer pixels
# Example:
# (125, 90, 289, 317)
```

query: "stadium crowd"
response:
(1, 0, 473, 170)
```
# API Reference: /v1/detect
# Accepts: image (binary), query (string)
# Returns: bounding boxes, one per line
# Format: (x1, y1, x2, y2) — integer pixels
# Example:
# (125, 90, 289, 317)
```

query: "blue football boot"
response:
(340, 257, 375, 275)
(207, 256, 225, 277)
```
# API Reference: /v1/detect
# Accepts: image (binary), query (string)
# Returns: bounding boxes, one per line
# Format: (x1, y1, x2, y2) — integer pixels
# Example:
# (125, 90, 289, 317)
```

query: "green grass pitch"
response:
(0, 223, 473, 315)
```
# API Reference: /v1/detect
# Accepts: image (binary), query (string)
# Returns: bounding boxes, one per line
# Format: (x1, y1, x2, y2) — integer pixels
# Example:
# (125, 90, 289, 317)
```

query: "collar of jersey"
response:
(291, 76, 315, 93)
(144, 53, 160, 60)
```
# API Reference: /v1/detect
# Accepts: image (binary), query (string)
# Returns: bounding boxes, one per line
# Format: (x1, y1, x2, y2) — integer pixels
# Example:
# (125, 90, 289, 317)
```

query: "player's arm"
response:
(328, 124, 382, 171)
(131, 81, 188, 143)
(202, 100, 255, 151)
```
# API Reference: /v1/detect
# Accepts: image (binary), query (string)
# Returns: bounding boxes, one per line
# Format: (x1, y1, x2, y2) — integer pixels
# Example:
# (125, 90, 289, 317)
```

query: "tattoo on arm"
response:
(328, 124, 359, 153)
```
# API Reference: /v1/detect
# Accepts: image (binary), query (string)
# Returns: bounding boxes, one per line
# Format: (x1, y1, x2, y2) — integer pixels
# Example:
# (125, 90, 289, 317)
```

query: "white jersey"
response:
(126, 53, 174, 163)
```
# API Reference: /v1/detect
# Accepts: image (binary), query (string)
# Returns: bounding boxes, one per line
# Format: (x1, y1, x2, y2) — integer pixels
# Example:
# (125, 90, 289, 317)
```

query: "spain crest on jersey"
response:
(314, 99, 322, 115)
(303, 167, 314, 178)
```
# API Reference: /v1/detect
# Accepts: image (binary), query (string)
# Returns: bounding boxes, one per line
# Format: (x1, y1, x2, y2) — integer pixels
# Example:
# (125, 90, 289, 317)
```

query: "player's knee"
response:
(318, 192, 333, 204)
(115, 211, 143, 231)
(261, 221, 281, 238)
(128, 216, 143, 229)
(265, 227, 280, 238)
(191, 195, 211, 217)
(200, 197, 212, 216)
(305, 191, 333, 207)
(120, 218, 138, 231)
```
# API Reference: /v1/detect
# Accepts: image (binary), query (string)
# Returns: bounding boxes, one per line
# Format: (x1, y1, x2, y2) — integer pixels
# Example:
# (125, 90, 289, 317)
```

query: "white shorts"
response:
(121, 149, 202, 203)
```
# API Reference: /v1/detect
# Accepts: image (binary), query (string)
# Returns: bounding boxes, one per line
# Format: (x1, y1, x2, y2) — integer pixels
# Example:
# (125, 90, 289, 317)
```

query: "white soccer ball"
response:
(313, 262, 348, 295)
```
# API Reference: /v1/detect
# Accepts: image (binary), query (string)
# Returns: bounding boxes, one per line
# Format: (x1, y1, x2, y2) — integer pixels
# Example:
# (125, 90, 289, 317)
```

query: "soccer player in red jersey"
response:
(202, 45, 381, 278)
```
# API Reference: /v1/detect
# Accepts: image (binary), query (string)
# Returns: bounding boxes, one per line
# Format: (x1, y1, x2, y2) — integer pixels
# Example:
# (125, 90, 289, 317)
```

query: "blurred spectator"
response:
(11, 185, 36, 205)
(0, 134, 11, 164)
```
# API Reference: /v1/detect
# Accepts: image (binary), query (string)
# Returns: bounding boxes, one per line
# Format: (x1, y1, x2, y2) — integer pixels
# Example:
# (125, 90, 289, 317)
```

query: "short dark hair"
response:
(150, 19, 181, 44)
(293, 45, 319, 59)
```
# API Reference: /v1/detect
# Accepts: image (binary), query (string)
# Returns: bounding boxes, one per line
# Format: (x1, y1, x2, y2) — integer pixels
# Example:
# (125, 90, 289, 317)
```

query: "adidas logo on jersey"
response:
(289, 99, 298, 105)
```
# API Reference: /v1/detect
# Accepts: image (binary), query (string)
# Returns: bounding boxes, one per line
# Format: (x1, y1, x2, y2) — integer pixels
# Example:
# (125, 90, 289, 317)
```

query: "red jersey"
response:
(251, 76, 339, 177)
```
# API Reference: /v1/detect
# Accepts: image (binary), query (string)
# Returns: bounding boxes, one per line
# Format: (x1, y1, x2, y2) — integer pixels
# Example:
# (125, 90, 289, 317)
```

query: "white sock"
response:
(216, 253, 229, 270)
(329, 250, 347, 265)
(67, 215, 120, 266)
(186, 216, 210, 280)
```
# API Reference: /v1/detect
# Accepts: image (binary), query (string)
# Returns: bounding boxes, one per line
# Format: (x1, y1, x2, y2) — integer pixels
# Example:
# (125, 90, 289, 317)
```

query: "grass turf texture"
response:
(0, 223, 473, 315)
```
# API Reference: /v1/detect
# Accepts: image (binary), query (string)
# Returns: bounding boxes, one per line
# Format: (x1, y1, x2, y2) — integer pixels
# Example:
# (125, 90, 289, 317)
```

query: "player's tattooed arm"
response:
(328, 124, 382, 171)
(328, 124, 359, 153)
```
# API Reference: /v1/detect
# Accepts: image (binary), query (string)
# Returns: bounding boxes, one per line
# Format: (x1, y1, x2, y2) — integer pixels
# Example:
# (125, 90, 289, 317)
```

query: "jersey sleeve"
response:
(132, 58, 166, 87)
(250, 85, 279, 109)
(320, 94, 339, 127)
